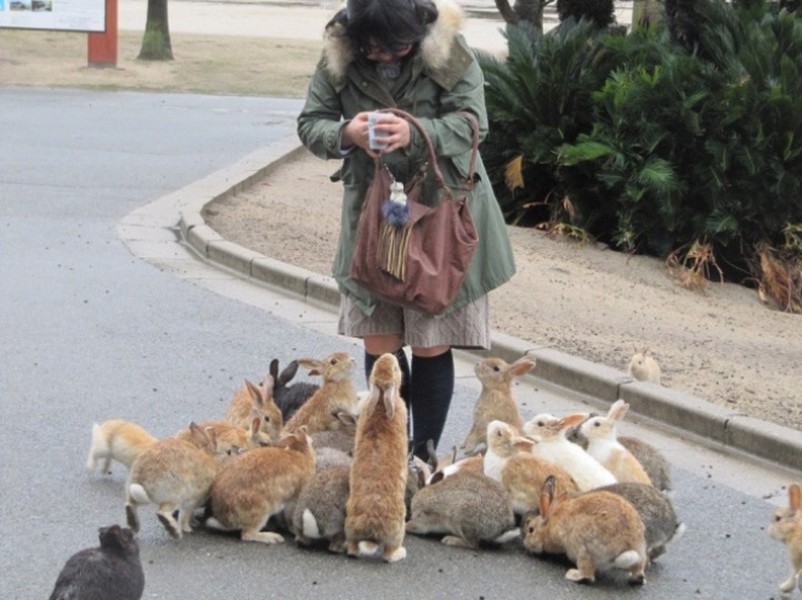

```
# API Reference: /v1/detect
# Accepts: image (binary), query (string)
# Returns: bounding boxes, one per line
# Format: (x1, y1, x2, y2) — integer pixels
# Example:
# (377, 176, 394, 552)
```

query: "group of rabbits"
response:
(71, 349, 802, 595)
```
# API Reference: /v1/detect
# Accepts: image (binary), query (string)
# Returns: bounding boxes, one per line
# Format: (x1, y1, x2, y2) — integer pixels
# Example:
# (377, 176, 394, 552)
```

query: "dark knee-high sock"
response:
(364, 349, 410, 416)
(409, 349, 454, 459)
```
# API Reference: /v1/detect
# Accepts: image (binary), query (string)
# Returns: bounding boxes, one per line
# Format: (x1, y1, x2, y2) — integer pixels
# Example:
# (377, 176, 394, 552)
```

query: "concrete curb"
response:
(178, 140, 802, 474)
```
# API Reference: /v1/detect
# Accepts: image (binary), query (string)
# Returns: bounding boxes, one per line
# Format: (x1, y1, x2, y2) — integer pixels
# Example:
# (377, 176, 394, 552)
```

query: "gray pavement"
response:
(2, 85, 801, 599)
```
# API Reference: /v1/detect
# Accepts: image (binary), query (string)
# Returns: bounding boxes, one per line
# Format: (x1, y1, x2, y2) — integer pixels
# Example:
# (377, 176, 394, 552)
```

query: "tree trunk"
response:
(138, 0, 173, 61)
(632, 0, 664, 28)
(495, 0, 547, 38)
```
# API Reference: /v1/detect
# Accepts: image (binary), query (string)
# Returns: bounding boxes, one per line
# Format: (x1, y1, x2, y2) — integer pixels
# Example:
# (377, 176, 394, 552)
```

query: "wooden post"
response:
(87, 0, 118, 68)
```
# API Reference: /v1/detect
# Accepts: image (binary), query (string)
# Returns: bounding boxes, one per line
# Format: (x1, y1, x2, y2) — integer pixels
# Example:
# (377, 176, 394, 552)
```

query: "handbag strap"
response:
(377, 108, 480, 192)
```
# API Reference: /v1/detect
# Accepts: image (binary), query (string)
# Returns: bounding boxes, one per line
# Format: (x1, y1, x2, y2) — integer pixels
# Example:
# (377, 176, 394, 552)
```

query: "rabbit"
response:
(483, 420, 578, 515)
(290, 464, 351, 552)
(406, 469, 519, 549)
(271, 358, 319, 421)
(225, 372, 283, 442)
(283, 352, 359, 435)
(768, 482, 802, 593)
(568, 423, 673, 492)
(309, 409, 357, 454)
(48, 524, 145, 600)
(618, 436, 672, 492)
(578, 400, 653, 486)
(85, 419, 158, 475)
(523, 475, 648, 585)
(314, 445, 352, 472)
(174, 417, 269, 453)
(629, 346, 662, 384)
(344, 352, 409, 562)
(125, 422, 231, 540)
(205, 427, 316, 544)
(461, 356, 535, 456)
(523, 413, 617, 492)
(593, 481, 685, 561)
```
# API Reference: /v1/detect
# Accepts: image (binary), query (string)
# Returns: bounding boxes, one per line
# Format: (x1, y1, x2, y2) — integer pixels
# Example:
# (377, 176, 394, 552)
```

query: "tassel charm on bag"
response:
(379, 172, 412, 280)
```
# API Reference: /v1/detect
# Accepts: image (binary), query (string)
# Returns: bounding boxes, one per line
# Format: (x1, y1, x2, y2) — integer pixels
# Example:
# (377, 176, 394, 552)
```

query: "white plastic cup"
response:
(368, 111, 388, 151)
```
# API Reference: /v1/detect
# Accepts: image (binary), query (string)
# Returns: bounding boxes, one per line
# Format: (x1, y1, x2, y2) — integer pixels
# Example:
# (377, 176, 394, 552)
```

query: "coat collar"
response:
(321, 0, 469, 91)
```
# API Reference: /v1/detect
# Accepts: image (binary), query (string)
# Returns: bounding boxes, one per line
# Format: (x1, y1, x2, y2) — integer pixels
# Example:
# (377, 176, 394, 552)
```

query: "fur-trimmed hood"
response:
(321, 0, 465, 85)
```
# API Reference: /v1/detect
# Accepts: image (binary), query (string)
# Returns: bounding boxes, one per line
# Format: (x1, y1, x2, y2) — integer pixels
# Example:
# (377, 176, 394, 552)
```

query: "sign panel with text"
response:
(0, 0, 105, 32)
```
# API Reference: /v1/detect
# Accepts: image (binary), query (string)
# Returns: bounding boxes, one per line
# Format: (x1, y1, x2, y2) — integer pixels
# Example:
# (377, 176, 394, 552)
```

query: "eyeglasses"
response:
(362, 41, 414, 61)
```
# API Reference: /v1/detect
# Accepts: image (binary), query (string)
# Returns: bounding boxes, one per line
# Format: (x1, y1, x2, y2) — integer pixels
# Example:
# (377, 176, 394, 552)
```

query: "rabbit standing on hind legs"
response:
(345, 353, 409, 562)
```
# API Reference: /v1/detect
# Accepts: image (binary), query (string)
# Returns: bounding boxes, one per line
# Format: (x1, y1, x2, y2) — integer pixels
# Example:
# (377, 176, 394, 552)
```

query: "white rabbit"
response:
(578, 400, 653, 486)
(461, 356, 535, 456)
(85, 419, 158, 475)
(629, 346, 661, 384)
(523, 413, 617, 491)
(483, 420, 577, 515)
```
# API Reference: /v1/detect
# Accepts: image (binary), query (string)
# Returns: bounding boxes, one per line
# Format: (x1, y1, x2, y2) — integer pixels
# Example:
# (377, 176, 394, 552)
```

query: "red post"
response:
(87, 0, 118, 68)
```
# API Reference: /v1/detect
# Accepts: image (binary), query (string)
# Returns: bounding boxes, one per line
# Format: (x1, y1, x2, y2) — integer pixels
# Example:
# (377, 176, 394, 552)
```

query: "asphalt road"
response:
(1, 86, 800, 599)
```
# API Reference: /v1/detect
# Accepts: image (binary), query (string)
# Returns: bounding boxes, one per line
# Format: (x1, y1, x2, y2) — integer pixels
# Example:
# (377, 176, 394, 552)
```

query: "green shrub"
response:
(480, 0, 802, 310)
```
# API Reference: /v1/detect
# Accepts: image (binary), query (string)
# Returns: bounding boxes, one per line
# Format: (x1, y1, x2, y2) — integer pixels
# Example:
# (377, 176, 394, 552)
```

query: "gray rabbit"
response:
(271, 358, 319, 421)
(49, 525, 144, 600)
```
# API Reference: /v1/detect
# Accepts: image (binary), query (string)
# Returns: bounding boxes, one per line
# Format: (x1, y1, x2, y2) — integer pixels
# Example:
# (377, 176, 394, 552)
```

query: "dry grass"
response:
(0, 29, 320, 97)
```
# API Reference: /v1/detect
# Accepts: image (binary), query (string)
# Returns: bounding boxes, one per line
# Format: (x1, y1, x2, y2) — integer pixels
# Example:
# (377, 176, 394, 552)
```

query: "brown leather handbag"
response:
(349, 109, 480, 315)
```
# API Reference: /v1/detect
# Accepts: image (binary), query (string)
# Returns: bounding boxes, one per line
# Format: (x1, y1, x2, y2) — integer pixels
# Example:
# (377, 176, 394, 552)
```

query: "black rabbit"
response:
(271, 358, 318, 421)
(49, 524, 144, 600)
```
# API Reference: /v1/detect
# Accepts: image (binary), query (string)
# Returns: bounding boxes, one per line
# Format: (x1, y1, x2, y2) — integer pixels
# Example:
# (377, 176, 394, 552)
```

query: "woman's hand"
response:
(342, 112, 411, 157)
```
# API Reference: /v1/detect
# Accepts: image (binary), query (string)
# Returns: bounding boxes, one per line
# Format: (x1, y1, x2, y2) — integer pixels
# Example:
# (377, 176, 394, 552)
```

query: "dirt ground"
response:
(3, 0, 799, 431)
(205, 150, 802, 432)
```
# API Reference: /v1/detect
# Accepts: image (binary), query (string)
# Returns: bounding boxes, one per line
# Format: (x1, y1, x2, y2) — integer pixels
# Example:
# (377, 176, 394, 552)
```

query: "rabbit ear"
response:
(382, 386, 396, 419)
(539, 475, 556, 522)
(269, 359, 279, 381)
(789, 483, 801, 511)
(259, 374, 274, 405)
(279, 360, 300, 384)
(297, 358, 321, 376)
(510, 356, 536, 376)
(558, 413, 590, 430)
(364, 383, 381, 416)
(608, 399, 629, 421)
(244, 379, 260, 402)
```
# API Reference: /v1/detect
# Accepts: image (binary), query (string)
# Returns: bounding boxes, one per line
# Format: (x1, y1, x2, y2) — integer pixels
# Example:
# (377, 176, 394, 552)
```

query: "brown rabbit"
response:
(483, 420, 577, 515)
(174, 417, 268, 453)
(205, 427, 316, 544)
(461, 356, 535, 456)
(86, 419, 158, 475)
(578, 400, 653, 486)
(225, 372, 283, 441)
(345, 353, 409, 562)
(283, 352, 359, 435)
(125, 422, 230, 540)
(768, 482, 802, 593)
(523, 475, 647, 584)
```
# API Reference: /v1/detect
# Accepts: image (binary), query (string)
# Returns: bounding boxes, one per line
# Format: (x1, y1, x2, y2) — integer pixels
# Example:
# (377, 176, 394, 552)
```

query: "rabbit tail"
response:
(128, 483, 151, 505)
(302, 509, 322, 539)
(493, 528, 521, 545)
(614, 550, 642, 569)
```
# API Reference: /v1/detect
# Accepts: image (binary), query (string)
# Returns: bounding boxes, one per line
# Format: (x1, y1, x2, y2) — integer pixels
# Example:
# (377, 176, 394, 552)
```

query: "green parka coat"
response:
(296, 0, 515, 317)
